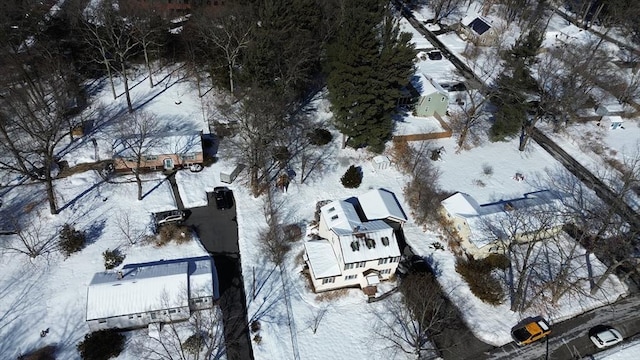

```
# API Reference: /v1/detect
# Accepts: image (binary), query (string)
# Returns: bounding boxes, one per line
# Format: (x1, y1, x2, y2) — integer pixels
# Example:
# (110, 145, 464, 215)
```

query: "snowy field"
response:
(1, 2, 638, 360)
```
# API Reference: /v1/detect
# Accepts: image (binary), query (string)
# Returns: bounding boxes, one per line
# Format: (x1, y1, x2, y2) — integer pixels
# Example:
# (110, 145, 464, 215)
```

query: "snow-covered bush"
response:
(58, 224, 85, 257)
(102, 249, 124, 270)
(340, 165, 362, 188)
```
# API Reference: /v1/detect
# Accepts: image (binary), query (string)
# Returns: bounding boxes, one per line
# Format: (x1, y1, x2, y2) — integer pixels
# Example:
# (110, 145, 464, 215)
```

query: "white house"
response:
(86, 256, 218, 331)
(440, 191, 567, 258)
(304, 189, 405, 293)
(411, 73, 449, 117)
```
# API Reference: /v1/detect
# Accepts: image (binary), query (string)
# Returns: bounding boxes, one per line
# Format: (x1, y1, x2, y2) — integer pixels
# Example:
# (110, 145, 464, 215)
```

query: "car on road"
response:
(214, 187, 234, 210)
(511, 316, 551, 346)
(589, 325, 623, 349)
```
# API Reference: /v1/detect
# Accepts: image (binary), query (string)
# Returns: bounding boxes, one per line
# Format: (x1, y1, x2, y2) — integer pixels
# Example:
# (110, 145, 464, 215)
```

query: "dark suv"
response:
(214, 187, 234, 210)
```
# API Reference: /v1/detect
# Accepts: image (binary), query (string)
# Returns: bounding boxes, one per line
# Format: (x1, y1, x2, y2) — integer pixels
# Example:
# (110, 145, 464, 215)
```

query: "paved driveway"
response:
(186, 191, 239, 254)
(183, 191, 254, 360)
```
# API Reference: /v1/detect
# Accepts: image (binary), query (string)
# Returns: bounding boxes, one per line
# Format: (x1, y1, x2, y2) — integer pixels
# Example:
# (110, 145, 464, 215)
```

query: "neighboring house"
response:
(440, 191, 567, 259)
(86, 256, 219, 331)
(304, 189, 405, 293)
(460, 16, 496, 45)
(411, 73, 449, 117)
(113, 131, 203, 172)
(595, 102, 625, 116)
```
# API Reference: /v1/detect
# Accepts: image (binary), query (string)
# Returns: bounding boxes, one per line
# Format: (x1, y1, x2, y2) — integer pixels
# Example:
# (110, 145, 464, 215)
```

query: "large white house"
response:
(304, 189, 406, 293)
(86, 256, 218, 331)
(440, 190, 567, 258)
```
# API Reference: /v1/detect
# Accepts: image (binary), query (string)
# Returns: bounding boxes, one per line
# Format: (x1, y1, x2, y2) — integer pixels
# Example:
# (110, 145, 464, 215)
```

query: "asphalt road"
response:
(487, 293, 640, 360)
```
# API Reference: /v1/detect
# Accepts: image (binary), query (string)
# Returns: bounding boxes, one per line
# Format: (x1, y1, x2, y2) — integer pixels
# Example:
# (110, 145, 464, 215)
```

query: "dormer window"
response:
(365, 238, 376, 249)
(381, 237, 389, 246)
(331, 214, 339, 220)
(350, 241, 360, 252)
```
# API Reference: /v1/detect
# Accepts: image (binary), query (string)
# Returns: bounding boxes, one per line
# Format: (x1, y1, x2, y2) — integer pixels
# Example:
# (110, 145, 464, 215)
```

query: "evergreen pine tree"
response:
(327, 0, 415, 152)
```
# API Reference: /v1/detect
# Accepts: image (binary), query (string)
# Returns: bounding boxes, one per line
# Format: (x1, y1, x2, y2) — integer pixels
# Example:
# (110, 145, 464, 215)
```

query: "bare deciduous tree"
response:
(190, 7, 253, 94)
(1, 215, 57, 258)
(82, 0, 140, 112)
(372, 272, 457, 359)
(448, 89, 488, 152)
(113, 111, 162, 200)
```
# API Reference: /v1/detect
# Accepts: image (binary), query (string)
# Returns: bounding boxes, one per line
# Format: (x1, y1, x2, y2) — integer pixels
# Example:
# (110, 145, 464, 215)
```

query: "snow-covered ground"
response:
(2, 2, 639, 360)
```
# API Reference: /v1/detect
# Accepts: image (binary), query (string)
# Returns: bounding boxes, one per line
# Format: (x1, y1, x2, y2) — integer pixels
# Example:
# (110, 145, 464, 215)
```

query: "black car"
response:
(214, 187, 234, 210)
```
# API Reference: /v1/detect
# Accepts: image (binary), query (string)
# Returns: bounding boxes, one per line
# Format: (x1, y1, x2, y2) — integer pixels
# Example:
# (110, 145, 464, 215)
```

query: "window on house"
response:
(145, 155, 158, 161)
(378, 258, 389, 265)
(150, 313, 157, 319)
(331, 214, 339, 220)
(344, 263, 354, 270)
(182, 154, 196, 161)
(381, 269, 392, 275)
(98, 319, 107, 323)
(128, 315, 134, 319)
(441, 96, 446, 102)
(328, 207, 335, 212)
(345, 274, 357, 280)
(322, 277, 335, 284)
(393, 256, 401, 263)
(356, 261, 366, 268)
(381, 237, 389, 246)
(169, 309, 177, 314)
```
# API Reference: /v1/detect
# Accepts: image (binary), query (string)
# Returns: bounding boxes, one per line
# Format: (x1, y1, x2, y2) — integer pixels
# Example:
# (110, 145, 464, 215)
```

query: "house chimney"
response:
(117, 271, 123, 280)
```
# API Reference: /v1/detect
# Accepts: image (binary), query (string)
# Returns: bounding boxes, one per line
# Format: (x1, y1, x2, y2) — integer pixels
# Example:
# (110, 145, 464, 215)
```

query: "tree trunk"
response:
(457, 127, 468, 151)
(44, 162, 58, 215)
(144, 44, 154, 88)
(228, 62, 234, 94)
(104, 55, 117, 100)
(0, 122, 31, 175)
(136, 170, 143, 201)
(121, 61, 133, 113)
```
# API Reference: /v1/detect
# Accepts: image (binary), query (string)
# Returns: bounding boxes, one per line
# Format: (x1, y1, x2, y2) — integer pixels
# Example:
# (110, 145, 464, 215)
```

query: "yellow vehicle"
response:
(511, 316, 551, 346)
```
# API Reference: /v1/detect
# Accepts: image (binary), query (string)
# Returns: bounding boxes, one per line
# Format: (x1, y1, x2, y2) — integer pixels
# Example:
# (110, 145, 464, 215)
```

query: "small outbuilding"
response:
(370, 155, 391, 171)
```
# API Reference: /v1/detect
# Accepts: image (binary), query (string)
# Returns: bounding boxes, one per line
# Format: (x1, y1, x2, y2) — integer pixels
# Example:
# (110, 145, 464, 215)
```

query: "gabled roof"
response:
(357, 188, 407, 223)
(443, 191, 567, 248)
(441, 192, 481, 218)
(320, 199, 400, 264)
(113, 131, 202, 158)
(410, 73, 448, 97)
(304, 239, 341, 278)
(86, 257, 216, 321)
(465, 17, 491, 35)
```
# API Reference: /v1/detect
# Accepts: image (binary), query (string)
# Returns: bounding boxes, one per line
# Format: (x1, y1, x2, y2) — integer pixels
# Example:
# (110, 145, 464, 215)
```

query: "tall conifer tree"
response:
(327, 0, 415, 152)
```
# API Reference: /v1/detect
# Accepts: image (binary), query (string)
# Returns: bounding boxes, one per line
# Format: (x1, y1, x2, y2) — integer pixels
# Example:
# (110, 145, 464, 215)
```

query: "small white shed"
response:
(371, 155, 391, 170)
(601, 116, 624, 130)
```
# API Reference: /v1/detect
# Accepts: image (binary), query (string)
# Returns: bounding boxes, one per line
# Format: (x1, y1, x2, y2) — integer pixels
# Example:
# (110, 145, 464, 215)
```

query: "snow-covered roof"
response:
(441, 192, 481, 217)
(320, 200, 401, 264)
(304, 239, 341, 278)
(320, 200, 362, 235)
(86, 257, 215, 321)
(603, 115, 624, 124)
(113, 131, 202, 158)
(444, 191, 567, 248)
(411, 73, 448, 97)
(357, 188, 407, 223)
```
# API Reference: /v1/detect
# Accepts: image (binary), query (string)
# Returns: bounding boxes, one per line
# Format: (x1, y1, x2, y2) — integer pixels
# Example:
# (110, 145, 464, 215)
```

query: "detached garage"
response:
(86, 256, 218, 331)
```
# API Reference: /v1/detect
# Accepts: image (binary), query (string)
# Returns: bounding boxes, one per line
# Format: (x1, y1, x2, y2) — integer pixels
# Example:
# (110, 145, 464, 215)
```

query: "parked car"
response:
(214, 187, 233, 210)
(589, 325, 623, 349)
(155, 210, 185, 227)
(511, 316, 551, 346)
(428, 51, 443, 60)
